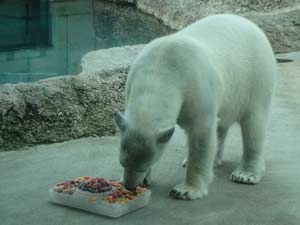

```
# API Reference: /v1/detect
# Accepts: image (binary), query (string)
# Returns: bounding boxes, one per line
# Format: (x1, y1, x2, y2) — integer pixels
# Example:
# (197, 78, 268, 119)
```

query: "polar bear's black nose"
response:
(124, 184, 137, 191)
(124, 179, 138, 190)
(123, 168, 145, 191)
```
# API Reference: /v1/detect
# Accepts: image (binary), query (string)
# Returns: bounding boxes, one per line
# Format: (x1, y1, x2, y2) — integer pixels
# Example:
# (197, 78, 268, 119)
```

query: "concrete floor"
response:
(1, 53, 300, 225)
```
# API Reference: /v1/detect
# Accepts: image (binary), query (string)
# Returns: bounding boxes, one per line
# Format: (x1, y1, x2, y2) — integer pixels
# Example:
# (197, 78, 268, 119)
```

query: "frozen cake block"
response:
(48, 176, 151, 218)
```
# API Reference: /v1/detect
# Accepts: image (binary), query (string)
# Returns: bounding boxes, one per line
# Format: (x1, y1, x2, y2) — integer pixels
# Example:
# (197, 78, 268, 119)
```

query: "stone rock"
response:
(92, 1, 171, 48)
(0, 73, 127, 151)
(80, 45, 144, 76)
(135, 0, 300, 53)
(246, 7, 300, 53)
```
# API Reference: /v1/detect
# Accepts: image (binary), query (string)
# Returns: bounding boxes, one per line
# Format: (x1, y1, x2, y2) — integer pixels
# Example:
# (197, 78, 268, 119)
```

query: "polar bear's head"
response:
(114, 112, 175, 190)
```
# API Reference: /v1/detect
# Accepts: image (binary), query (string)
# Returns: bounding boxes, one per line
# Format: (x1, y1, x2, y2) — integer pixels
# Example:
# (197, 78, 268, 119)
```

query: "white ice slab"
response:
(48, 186, 151, 218)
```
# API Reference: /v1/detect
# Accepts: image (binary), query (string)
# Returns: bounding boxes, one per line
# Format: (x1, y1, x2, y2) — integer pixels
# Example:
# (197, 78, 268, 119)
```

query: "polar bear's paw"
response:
(169, 183, 207, 200)
(230, 168, 263, 184)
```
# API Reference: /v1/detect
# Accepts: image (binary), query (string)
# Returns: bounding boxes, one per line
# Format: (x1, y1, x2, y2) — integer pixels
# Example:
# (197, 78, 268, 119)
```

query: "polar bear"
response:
(114, 14, 276, 200)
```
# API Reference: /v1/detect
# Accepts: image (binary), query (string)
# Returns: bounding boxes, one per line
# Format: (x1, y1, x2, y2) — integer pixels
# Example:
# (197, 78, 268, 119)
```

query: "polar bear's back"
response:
(177, 14, 276, 125)
(181, 14, 266, 44)
(179, 14, 276, 76)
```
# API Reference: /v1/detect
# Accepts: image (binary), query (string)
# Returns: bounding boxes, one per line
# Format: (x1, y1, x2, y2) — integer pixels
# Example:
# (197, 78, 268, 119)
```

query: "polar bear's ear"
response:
(157, 127, 175, 144)
(114, 111, 127, 132)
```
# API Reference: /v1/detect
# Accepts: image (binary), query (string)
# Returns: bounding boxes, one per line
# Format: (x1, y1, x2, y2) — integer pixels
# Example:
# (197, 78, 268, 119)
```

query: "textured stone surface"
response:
(93, 1, 171, 48)
(0, 73, 126, 151)
(136, 0, 298, 28)
(247, 8, 300, 53)
(135, 0, 300, 53)
(80, 45, 144, 76)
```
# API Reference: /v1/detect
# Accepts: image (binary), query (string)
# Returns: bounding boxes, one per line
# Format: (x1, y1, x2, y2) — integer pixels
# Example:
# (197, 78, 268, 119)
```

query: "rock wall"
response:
(97, 0, 300, 53)
(93, 1, 171, 48)
(80, 45, 144, 76)
(134, 0, 300, 53)
(0, 72, 126, 151)
(247, 8, 300, 53)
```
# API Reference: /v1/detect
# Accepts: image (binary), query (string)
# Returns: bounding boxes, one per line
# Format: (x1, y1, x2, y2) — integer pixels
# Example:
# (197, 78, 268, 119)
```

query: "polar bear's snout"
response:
(123, 168, 146, 190)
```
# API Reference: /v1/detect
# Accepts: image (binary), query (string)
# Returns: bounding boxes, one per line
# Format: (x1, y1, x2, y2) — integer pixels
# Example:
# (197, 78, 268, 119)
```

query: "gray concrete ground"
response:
(1, 53, 300, 225)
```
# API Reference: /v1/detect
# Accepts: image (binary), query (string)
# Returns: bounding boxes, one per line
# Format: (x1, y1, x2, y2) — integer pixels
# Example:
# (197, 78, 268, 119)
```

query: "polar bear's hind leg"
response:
(230, 110, 268, 184)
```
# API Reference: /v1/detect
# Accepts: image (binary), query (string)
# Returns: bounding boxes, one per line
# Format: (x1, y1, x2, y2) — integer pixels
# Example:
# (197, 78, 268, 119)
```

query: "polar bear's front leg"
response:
(170, 127, 217, 200)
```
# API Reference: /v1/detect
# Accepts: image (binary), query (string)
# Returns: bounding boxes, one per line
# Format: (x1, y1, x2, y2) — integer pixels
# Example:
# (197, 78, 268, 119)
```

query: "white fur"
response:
(122, 14, 276, 200)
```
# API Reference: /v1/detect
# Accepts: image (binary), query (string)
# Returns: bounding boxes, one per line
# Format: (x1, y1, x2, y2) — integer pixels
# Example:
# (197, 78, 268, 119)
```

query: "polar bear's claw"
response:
(169, 183, 207, 200)
(230, 169, 263, 184)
